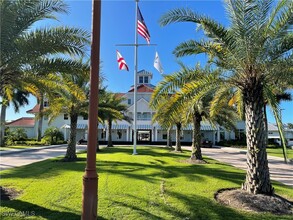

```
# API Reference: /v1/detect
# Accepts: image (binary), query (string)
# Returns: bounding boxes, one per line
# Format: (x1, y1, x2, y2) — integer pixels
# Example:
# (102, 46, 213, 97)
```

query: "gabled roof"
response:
(26, 104, 40, 114)
(128, 84, 155, 93)
(115, 93, 125, 98)
(137, 70, 153, 78)
(6, 117, 35, 127)
(267, 123, 278, 131)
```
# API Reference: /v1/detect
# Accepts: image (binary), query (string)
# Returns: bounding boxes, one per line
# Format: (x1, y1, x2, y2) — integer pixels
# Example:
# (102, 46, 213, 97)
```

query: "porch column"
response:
(152, 127, 155, 142)
(126, 126, 129, 141)
(130, 127, 133, 142)
(217, 126, 220, 142)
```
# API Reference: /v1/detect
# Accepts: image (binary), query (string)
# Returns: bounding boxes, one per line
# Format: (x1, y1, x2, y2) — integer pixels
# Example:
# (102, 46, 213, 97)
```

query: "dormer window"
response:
(139, 76, 144, 84)
(138, 76, 149, 84)
(137, 70, 153, 84)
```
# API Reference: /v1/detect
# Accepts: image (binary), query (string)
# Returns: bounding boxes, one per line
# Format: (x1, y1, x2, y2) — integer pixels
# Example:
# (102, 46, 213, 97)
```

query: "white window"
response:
(139, 76, 143, 83)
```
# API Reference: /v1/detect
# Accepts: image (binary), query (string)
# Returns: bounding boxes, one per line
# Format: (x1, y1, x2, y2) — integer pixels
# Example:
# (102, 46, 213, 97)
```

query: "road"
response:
(0, 145, 87, 171)
(190, 147, 293, 187)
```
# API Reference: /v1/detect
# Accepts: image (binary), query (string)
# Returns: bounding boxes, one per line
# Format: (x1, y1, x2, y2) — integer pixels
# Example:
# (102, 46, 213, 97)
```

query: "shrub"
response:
(5, 128, 28, 146)
(216, 139, 247, 148)
(43, 127, 64, 144)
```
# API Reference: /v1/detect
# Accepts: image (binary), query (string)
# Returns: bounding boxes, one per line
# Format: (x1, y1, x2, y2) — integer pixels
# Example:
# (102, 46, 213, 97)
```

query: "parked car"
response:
(201, 140, 213, 148)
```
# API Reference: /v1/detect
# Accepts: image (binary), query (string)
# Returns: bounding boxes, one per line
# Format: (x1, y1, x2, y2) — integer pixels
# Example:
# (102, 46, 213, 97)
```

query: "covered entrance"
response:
(132, 125, 153, 144)
(137, 130, 152, 144)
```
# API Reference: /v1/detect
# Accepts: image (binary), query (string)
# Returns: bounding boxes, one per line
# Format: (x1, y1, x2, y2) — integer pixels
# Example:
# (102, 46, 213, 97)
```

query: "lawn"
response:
(0, 146, 34, 151)
(0, 145, 46, 151)
(266, 146, 293, 159)
(0, 146, 292, 220)
(226, 146, 293, 160)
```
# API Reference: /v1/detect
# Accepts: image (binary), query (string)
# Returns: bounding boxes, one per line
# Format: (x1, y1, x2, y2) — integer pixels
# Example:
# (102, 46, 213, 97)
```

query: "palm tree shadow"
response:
(1, 199, 80, 220)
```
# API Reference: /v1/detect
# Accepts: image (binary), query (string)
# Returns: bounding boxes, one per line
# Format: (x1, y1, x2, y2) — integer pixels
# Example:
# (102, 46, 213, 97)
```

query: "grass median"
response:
(0, 146, 292, 220)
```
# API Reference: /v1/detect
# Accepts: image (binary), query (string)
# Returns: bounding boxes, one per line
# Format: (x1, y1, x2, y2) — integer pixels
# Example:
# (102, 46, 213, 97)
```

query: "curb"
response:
(0, 144, 67, 156)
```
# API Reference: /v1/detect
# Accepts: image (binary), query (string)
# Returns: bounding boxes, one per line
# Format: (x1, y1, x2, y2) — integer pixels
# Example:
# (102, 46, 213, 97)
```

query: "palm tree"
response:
(99, 92, 130, 147)
(44, 64, 90, 160)
(43, 127, 64, 144)
(151, 96, 185, 152)
(151, 64, 237, 160)
(0, 90, 30, 146)
(159, 0, 293, 194)
(0, 0, 90, 146)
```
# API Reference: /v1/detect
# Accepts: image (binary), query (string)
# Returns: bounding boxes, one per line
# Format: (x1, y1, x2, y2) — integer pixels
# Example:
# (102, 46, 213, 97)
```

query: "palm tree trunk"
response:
(190, 113, 203, 160)
(0, 104, 7, 147)
(37, 95, 44, 141)
(65, 113, 78, 160)
(166, 127, 172, 148)
(175, 123, 182, 152)
(242, 85, 273, 195)
(107, 120, 113, 147)
(96, 123, 100, 152)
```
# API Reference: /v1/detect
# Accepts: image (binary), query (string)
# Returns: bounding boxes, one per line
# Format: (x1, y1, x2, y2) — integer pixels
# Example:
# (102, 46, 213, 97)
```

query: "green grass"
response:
(0, 146, 292, 220)
(266, 146, 293, 159)
(0, 145, 47, 151)
(227, 146, 293, 160)
(0, 145, 35, 151)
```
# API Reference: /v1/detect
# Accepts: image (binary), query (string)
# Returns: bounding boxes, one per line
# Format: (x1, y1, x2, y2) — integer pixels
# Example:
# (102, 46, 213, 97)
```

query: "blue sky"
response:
(6, 0, 293, 123)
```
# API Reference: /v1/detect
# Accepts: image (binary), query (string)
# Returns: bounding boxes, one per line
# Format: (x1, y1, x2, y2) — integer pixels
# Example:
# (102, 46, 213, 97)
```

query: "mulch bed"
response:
(215, 188, 293, 215)
(0, 186, 22, 201)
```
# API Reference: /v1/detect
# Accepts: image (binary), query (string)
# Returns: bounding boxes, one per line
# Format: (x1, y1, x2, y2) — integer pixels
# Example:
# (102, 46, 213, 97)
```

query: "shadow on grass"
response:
(95, 160, 245, 186)
(1, 199, 80, 220)
(2, 146, 291, 190)
(98, 146, 188, 157)
(1, 146, 245, 186)
(101, 192, 254, 220)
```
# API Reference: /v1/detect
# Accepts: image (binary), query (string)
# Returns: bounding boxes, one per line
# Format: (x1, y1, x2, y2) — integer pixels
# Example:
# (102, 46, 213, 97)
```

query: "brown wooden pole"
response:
(81, 0, 101, 219)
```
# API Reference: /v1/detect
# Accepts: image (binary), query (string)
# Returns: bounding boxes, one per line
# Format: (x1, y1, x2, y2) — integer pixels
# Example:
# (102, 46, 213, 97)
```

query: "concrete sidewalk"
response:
(183, 146, 293, 187)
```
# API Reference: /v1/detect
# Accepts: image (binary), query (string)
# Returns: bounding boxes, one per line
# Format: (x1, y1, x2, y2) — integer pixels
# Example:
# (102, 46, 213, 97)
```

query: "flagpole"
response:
(133, 0, 139, 155)
(116, 0, 156, 155)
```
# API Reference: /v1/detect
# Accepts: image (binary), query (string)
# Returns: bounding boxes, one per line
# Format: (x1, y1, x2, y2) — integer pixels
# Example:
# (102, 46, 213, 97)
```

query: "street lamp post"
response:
(81, 0, 101, 219)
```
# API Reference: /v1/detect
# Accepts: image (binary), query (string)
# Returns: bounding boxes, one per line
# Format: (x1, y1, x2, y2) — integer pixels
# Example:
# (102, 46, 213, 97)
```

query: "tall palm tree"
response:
(151, 64, 237, 160)
(99, 92, 130, 147)
(44, 65, 90, 160)
(159, 0, 293, 194)
(151, 96, 185, 152)
(0, 0, 90, 146)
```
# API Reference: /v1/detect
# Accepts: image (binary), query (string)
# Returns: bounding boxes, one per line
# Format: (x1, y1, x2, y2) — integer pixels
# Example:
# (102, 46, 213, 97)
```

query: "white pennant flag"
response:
(154, 51, 163, 74)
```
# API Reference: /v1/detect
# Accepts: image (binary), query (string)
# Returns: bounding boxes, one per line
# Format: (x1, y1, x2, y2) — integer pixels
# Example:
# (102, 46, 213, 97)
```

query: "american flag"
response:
(137, 7, 150, 44)
(116, 50, 129, 71)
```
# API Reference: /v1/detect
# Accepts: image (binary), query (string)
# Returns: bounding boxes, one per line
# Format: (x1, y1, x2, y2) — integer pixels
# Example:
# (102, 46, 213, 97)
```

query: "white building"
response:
(6, 70, 293, 146)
